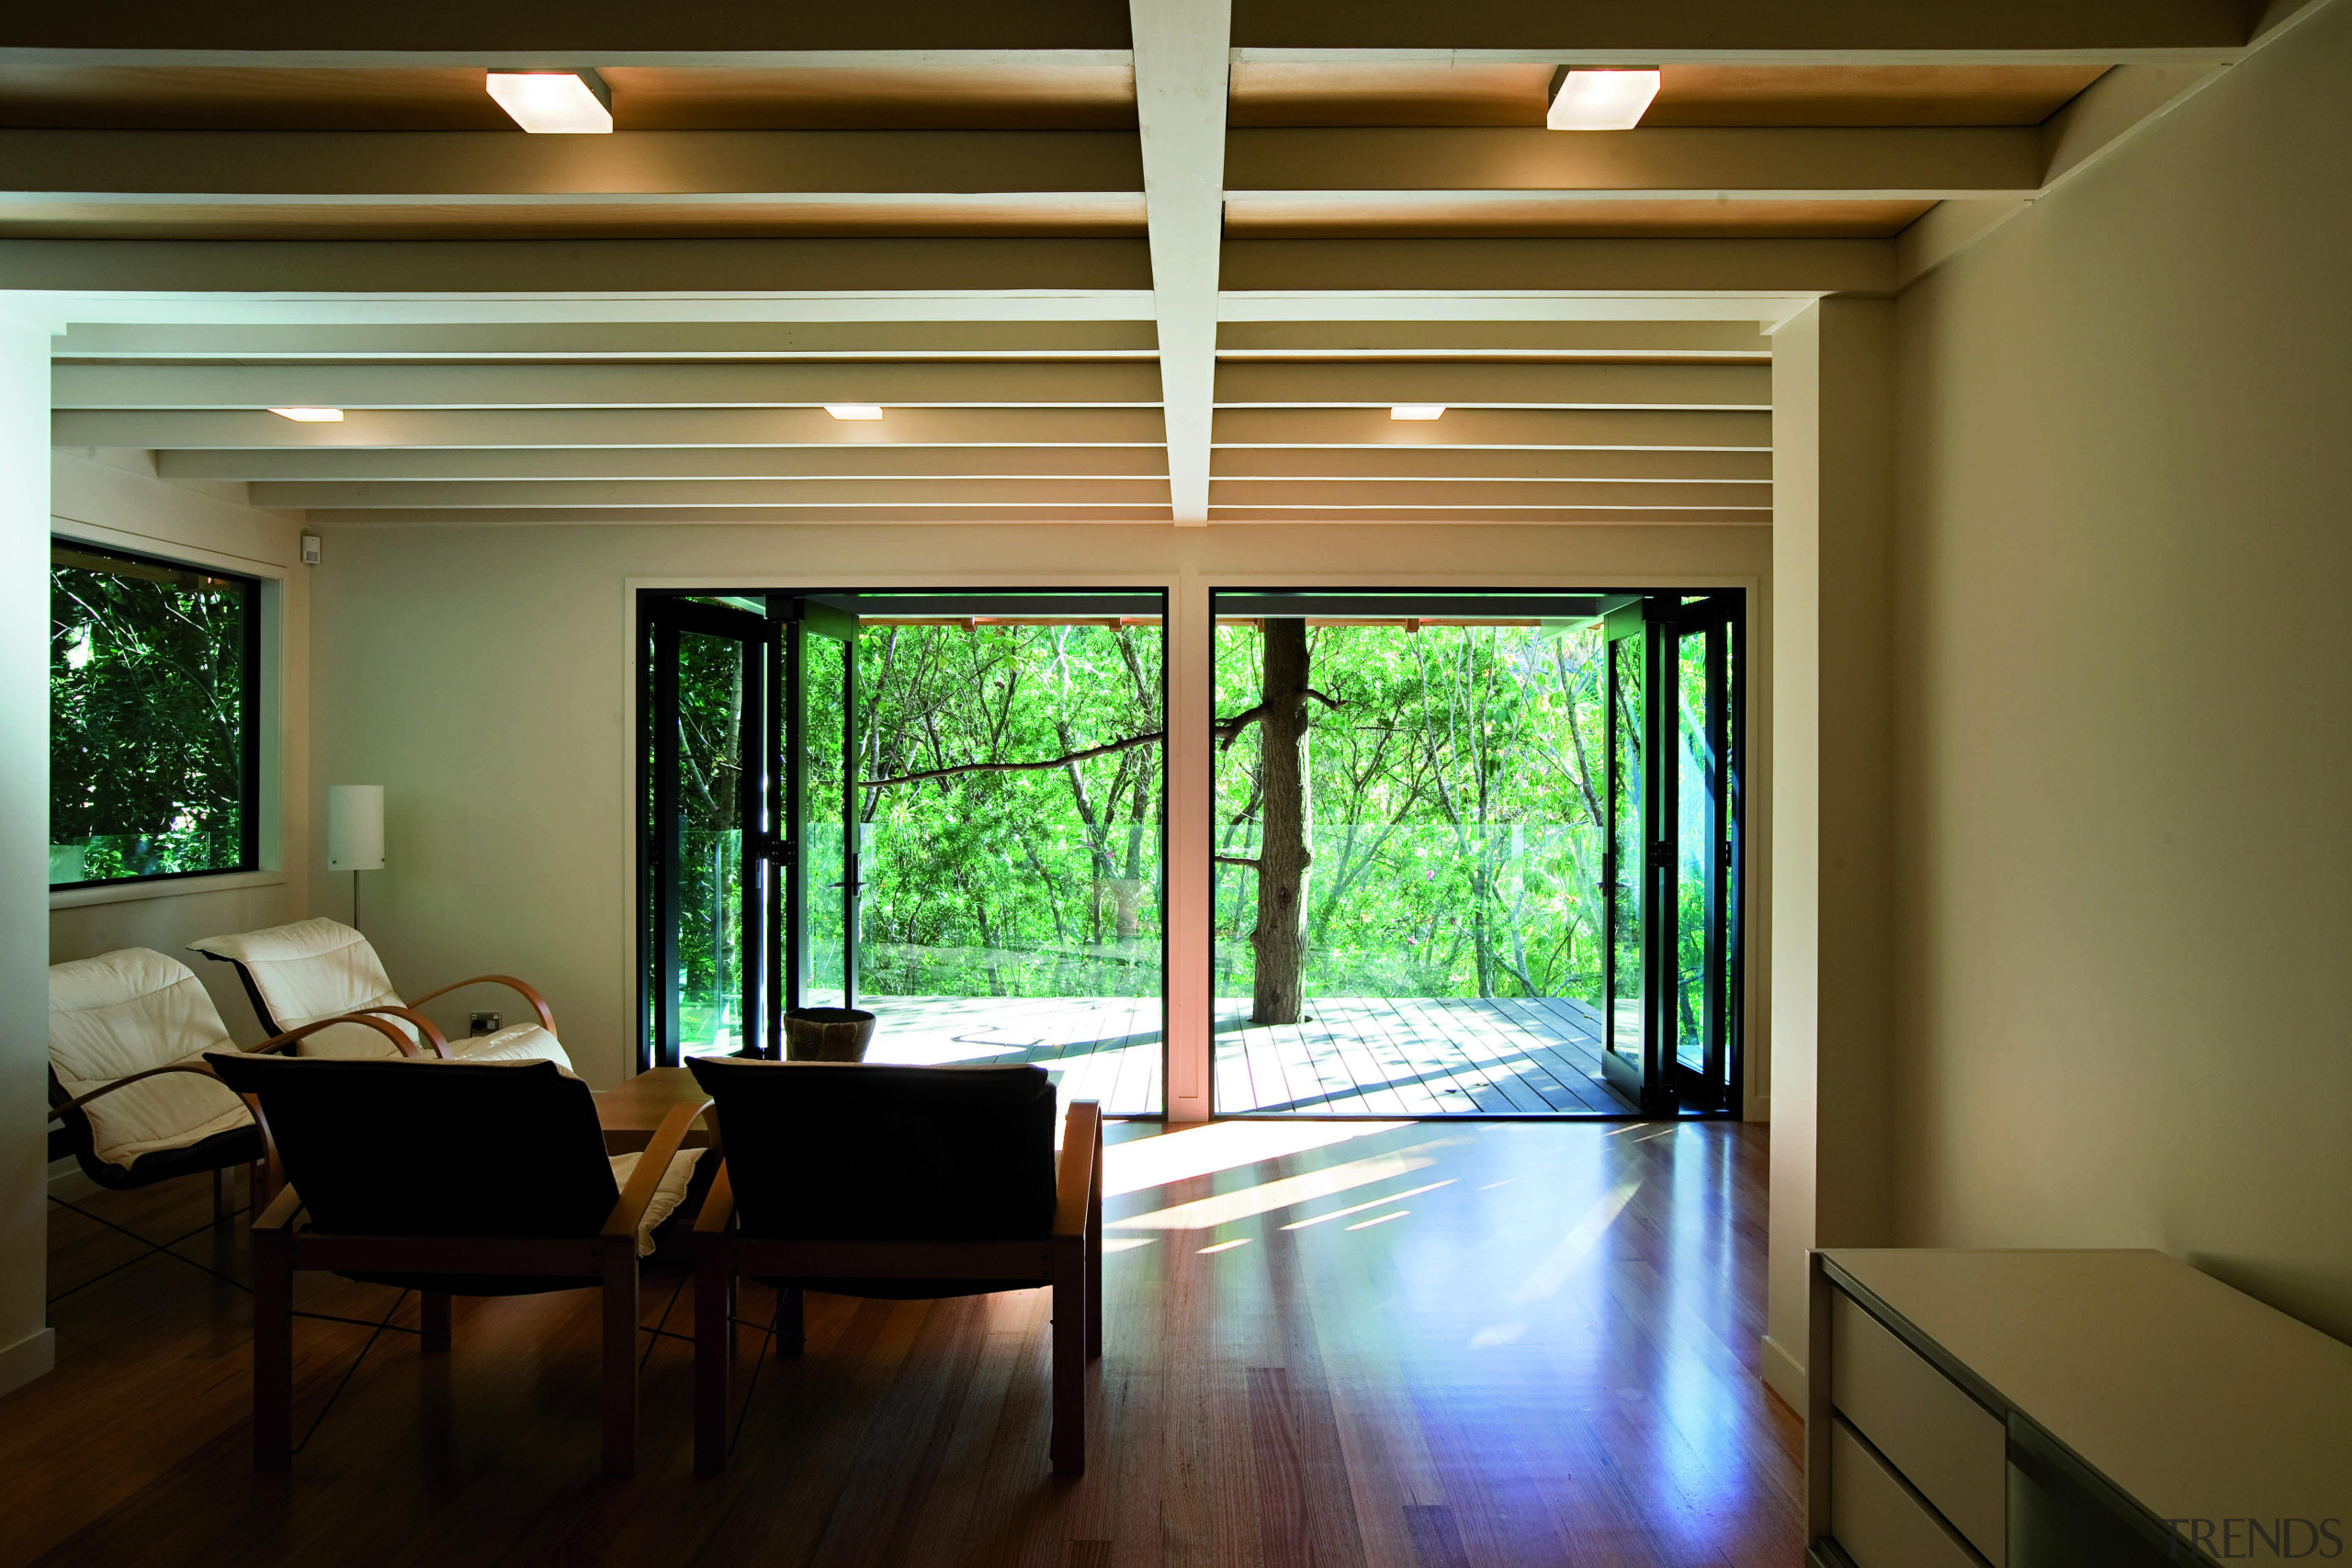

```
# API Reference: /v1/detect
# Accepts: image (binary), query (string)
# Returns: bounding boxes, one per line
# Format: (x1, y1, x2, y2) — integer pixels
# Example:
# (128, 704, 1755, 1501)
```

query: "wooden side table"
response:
(594, 1066, 716, 1153)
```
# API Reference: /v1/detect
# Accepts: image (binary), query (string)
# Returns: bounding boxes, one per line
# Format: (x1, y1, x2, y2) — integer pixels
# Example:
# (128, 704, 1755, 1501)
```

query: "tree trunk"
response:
(1250, 618, 1312, 1024)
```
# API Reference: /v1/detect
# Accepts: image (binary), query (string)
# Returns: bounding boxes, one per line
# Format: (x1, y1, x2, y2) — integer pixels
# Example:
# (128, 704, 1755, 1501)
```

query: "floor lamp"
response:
(327, 784, 384, 927)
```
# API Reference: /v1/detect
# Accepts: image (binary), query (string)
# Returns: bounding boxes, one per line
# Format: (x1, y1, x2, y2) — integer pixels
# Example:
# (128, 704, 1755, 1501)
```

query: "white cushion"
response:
(449, 1022, 574, 1074)
(50, 949, 252, 1168)
(606, 1148, 707, 1257)
(188, 918, 412, 1056)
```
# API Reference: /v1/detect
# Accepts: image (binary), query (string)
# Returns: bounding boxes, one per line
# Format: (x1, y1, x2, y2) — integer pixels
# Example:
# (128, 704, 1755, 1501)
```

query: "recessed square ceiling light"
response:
(1546, 68, 1662, 131)
(1390, 404, 1447, 422)
(485, 70, 614, 134)
(824, 404, 885, 422)
(267, 407, 345, 423)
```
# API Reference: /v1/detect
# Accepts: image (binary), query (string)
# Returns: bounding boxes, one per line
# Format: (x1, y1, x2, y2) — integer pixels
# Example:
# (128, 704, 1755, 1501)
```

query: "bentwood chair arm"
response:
(251, 1179, 304, 1233)
(46, 1060, 229, 1120)
(1053, 1101, 1102, 1240)
(404, 976, 559, 1040)
(253, 1011, 430, 1059)
(691, 1161, 736, 1235)
(345, 1005, 453, 1057)
(602, 1097, 712, 1243)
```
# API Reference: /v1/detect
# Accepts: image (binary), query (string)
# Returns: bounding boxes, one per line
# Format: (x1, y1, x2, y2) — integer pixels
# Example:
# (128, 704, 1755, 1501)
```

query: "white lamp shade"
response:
(326, 785, 385, 872)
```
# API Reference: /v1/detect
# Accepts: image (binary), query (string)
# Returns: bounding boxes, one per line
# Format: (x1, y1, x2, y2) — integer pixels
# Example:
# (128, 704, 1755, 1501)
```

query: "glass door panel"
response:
(1600, 606, 1656, 1109)
(780, 599, 859, 1016)
(642, 599, 767, 1068)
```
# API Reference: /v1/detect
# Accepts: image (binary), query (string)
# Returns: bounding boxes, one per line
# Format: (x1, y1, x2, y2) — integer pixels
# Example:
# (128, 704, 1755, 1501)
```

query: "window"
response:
(50, 539, 261, 888)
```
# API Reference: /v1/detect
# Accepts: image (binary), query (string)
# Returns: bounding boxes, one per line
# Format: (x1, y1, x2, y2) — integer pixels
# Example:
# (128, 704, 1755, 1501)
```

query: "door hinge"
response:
(760, 835, 794, 867)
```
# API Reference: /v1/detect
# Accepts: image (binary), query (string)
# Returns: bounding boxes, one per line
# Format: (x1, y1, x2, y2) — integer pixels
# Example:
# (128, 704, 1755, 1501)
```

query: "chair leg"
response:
(694, 1242, 733, 1473)
(212, 1166, 231, 1224)
(776, 1287, 804, 1356)
(1050, 1237, 1087, 1476)
(601, 1242, 639, 1477)
(420, 1292, 452, 1353)
(253, 1231, 293, 1471)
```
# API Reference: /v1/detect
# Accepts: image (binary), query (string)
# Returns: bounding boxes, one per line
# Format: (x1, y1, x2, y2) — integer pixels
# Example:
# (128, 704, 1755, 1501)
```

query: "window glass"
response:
(50, 540, 260, 886)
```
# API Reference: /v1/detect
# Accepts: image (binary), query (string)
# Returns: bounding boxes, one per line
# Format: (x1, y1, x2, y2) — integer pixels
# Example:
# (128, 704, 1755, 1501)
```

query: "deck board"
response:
(753, 993, 1628, 1116)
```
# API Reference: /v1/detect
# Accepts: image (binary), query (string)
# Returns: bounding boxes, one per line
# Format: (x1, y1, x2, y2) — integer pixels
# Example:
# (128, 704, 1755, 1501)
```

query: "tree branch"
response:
(860, 730, 1163, 790)
(1214, 853, 1261, 869)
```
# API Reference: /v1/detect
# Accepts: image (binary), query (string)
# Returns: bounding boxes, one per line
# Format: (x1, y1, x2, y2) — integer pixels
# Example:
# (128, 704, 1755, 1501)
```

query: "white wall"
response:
(306, 520, 1771, 1094)
(0, 319, 54, 1397)
(47, 452, 313, 1047)
(1890, 1, 2352, 1338)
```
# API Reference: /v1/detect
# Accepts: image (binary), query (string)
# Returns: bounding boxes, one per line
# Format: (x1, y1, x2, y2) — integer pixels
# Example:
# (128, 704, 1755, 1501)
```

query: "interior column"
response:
(1762, 297, 1897, 1411)
(1163, 570, 1213, 1120)
(0, 308, 56, 1395)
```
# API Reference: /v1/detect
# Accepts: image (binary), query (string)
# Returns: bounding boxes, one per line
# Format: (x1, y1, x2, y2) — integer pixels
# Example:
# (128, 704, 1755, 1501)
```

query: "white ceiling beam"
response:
(1129, 0, 1232, 525)
(0, 130, 1141, 205)
(158, 446, 1171, 482)
(1211, 406, 1770, 448)
(1209, 479, 1765, 509)
(1205, 508, 1763, 525)
(1216, 320, 1769, 357)
(308, 506, 1178, 527)
(54, 321, 1159, 360)
(54, 407, 1170, 448)
(1227, 127, 2040, 202)
(252, 478, 1174, 509)
(52, 360, 1164, 410)
(255, 476, 1758, 509)
(0, 236, 1154, 296)
(1213, 446, 1768, 480)
(1227, 0, 2255, 61)
(1215, 361, 1769, 409)
(1217, 294, 1816, 325)
(1222, 237, 1893, 297)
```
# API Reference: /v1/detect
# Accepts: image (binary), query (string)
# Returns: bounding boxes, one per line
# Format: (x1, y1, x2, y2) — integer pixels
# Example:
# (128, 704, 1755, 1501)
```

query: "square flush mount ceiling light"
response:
(268, 407, 345, 423)
(1390, 404, 1447, 422)
(824, 404, 886, 422)
(485, 70, 614, 133)
(1546, 67, 1662, 130)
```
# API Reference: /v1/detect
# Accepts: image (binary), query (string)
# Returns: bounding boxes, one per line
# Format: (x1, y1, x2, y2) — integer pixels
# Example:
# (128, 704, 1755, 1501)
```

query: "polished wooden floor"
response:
(10, 1119, 1799, 1567)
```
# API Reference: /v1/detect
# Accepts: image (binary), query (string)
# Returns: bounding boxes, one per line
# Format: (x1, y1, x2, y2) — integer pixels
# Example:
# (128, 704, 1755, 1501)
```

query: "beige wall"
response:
(305, 521, 1770, 1091)
(47, 451, 313, 1046)
(1890, 1, 2352, 1337)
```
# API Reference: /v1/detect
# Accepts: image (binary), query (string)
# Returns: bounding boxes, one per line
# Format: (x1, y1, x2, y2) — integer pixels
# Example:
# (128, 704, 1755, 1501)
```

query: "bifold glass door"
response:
(1600, 593, 1744, 1116)
(642, 598, 767, 1066)
(643, 590, 1168, 1111)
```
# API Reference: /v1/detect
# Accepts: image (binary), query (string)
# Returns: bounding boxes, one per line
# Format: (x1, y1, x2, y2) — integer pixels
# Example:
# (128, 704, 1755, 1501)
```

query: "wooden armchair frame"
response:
(248, 1092, 710, 1476)
(691, 1099, 1102, 1475)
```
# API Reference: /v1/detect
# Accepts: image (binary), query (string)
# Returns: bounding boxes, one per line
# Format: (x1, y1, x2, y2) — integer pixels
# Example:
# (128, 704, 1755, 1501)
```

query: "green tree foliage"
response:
(663, 613, 1640, 1019)
(848, 621, 1165, 998)
(49, 547, 252, 885)
(1213, 620, 1611, 1007)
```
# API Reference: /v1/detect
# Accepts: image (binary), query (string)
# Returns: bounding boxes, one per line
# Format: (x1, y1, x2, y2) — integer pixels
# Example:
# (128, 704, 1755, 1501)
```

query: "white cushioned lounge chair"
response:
(49, 948, 266, 1218)
(188, 918, 573, 1071)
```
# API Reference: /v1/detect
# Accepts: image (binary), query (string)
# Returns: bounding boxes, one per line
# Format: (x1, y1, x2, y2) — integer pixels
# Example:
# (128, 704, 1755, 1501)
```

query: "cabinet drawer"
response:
(1828, 1418, 1985, 1568)
(1832, 1290, 2007, 1564)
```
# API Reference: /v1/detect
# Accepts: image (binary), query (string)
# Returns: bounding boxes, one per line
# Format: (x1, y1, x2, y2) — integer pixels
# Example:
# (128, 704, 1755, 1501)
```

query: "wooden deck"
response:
(837, 993, 1625, 1117)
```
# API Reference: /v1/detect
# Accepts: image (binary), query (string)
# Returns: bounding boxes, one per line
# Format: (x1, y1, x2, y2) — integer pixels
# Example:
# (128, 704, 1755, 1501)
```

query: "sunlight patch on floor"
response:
(1100, 1117, 1408, 1198)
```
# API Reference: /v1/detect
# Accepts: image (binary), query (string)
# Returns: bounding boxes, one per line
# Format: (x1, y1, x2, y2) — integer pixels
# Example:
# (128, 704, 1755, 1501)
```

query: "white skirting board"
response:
(1760, 1331, 1807, 1416)
(0, 1326, 56, 1399)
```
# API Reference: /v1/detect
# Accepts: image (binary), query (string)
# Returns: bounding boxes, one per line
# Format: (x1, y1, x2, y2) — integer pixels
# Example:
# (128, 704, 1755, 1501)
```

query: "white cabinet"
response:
(1806, 1250, 2352, 1568)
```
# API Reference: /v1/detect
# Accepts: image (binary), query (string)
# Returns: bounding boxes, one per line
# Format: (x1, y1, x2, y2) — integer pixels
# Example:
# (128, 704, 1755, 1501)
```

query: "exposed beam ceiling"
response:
(17, 0, 2307, 525)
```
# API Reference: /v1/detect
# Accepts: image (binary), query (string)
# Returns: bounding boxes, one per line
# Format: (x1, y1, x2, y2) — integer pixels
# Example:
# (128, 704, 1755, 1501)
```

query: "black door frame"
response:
(639, 594, 769, 1071)
(640, 587, 1173, 1103)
